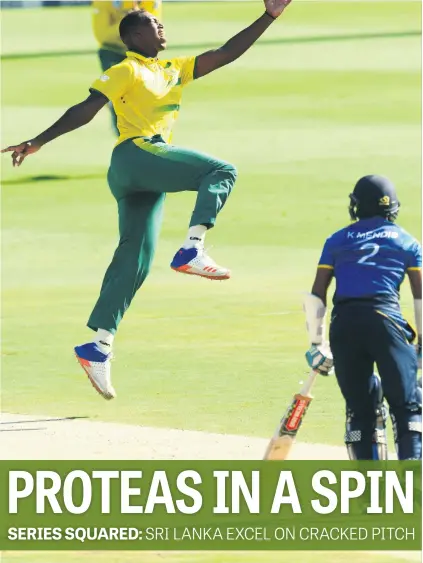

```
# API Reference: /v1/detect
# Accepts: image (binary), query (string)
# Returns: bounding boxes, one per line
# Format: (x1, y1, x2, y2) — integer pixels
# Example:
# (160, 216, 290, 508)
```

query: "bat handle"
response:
(299, 370, 318, 397)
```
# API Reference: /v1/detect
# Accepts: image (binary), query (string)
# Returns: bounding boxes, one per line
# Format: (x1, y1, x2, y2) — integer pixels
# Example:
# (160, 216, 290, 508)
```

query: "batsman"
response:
(303, 175, 422, 460)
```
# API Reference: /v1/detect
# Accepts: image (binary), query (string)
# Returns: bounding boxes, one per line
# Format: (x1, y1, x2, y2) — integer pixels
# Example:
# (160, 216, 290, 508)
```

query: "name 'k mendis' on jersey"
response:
(318, 216, 422, 309)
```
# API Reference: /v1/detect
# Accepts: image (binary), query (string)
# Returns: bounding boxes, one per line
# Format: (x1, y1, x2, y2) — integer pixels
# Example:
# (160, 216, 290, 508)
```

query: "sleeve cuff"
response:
(89, 88, 110, 102)
(193, 57, 199, 80)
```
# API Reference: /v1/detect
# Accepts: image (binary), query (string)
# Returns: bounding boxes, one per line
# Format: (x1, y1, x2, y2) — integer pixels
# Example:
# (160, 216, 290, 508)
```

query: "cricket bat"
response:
(263, 370, 318, 460)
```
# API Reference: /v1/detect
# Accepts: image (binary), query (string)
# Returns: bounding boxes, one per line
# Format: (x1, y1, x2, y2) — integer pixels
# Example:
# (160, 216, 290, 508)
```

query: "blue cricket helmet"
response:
(349, 175, 401, 221)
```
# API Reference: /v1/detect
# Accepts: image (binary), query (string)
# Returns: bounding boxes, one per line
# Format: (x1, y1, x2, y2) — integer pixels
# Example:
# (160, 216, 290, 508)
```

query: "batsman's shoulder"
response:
(396, 224, 421, 248)
(323, 224, 350, 247)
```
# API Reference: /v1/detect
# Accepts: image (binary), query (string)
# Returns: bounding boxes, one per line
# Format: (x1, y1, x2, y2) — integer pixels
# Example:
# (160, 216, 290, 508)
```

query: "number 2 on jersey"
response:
(358, 243, 380, 266)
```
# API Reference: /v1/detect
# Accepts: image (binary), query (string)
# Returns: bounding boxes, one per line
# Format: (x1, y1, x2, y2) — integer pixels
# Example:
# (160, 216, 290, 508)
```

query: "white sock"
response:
(183, 225, 207, 249)
(95, 329, 114, 354)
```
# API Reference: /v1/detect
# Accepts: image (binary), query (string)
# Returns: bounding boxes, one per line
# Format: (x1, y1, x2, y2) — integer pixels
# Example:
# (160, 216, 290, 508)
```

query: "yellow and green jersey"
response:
(92, 0, 163, 54)
(90, 51, 196, 144)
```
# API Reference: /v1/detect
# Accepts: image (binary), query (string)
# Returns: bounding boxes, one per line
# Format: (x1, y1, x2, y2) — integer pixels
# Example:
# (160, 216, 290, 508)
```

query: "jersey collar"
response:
(126, 50, 158, 63)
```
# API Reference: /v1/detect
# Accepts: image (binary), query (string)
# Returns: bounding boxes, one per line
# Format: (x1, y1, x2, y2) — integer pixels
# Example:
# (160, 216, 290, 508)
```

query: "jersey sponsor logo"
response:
(164, 67, 180, 88)
(100, 75, 110, 82)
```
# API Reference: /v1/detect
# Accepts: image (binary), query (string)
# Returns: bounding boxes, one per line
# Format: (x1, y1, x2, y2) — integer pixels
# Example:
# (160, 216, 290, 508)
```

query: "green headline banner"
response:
(0, 461, 421, 551)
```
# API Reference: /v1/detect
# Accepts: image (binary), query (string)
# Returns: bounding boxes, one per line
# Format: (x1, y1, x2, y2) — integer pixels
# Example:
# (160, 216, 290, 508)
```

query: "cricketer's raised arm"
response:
(1, 91, 108, 168)
(194, 0, 292, 79)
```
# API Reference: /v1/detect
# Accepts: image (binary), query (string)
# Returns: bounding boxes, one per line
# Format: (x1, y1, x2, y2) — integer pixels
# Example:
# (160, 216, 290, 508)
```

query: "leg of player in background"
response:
(75, 191, 165, 400)
(98, 48, 126, 136)
(369, 312, 422, 460)
(368, 373, 388, 460)
(330, 309, 376, 460)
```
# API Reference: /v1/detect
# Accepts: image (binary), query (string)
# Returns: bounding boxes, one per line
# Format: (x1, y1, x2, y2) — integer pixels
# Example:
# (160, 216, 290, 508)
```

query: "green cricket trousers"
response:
(87, 135, 237, 333)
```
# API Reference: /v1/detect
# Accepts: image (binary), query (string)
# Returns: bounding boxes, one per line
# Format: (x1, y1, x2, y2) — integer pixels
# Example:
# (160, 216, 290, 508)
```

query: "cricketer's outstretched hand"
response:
(264, 0, 292, 19)
(1, 139, 41, 167)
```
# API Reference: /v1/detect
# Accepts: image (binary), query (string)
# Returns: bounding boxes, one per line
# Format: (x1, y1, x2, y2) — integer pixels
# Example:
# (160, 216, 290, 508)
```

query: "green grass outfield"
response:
(1, 1, 421, 447)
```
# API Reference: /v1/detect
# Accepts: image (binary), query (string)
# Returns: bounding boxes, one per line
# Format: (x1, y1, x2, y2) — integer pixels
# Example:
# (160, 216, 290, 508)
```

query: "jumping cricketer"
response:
(2, 0, 292, 400)
(303, 175, 422, 460)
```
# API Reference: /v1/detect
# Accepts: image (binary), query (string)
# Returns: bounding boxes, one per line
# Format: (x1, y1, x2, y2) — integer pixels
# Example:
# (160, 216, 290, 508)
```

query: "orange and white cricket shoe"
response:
(170, 246, 230, 280)
(74, 343, 116, 400)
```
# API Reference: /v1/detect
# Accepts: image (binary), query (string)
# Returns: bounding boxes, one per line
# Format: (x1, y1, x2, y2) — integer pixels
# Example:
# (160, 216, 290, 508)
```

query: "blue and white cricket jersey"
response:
(318, 217, 421, 332)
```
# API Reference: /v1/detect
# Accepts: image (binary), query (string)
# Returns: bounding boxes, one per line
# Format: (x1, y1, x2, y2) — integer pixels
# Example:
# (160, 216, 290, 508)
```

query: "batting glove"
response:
(306, 342, 334, 376)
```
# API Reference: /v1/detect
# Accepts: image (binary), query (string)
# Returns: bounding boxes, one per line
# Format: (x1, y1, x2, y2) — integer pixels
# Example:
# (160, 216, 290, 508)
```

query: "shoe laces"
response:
(200, 246, 220, 267)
